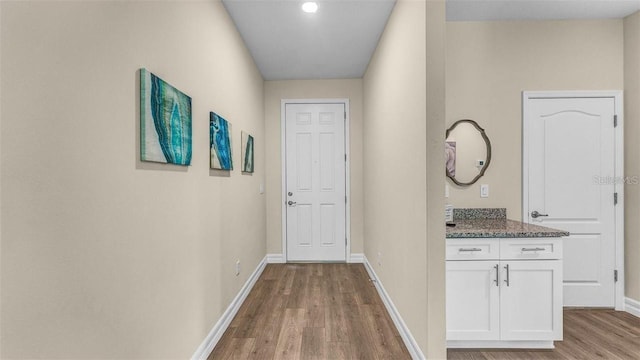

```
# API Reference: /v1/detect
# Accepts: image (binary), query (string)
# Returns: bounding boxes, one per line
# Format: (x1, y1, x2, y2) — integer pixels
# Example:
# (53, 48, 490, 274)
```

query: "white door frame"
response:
(281, 99, 351, 262)
(522, 91, 624, 310)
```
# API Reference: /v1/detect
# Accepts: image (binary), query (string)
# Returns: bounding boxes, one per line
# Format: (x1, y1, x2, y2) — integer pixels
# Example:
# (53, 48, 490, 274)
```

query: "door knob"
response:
(288, 201, 297, 207)
(531, 211, 549, 218)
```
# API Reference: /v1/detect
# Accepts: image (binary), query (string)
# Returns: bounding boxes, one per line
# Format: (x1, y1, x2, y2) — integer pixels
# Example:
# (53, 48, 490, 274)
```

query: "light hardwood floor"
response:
(448, 309, 640, 360)
(211, 263, 640, 360)
(209, 263, 411, 360)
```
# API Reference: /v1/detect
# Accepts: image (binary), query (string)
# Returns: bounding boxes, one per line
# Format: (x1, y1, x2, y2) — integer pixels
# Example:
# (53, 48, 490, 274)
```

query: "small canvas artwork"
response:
(210, 112, 233, 170)
(140, 68, 192, 165)
(241, 131, 254, 173)
(445, 141, 456, 177)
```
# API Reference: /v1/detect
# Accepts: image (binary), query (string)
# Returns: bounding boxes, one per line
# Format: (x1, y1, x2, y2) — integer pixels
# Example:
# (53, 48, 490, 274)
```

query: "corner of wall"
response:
(624, 10, 640, 303)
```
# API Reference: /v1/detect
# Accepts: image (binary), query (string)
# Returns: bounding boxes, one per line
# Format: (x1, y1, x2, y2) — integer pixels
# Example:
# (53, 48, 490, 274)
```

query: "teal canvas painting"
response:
(210, 112, 233, 170)
(140, 68, 192, 165)
(241, 131, 254, 173)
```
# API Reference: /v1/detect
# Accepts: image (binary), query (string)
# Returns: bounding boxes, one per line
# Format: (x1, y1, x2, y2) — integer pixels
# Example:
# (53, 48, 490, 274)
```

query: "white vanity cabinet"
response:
(446, 238, 563, 348)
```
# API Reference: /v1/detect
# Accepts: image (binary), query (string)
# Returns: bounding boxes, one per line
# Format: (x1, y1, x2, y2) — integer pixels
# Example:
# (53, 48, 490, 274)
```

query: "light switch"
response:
(445, 184, 450, 198)
(259, 183, 265, 194)
(480, 184, 489, 198)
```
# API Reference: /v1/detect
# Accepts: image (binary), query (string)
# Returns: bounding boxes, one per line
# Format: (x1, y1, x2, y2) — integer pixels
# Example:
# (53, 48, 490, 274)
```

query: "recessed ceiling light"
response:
(302, 2, 318, 13)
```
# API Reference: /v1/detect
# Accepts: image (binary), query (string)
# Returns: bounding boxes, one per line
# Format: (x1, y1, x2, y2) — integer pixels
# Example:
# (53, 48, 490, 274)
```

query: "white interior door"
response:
(524, 95, 617, 307)
(285, 103, 346, 262)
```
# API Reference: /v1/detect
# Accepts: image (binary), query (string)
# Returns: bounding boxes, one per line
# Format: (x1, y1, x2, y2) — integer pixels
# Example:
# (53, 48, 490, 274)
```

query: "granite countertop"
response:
(446, 219, 570, 238)
(446, 208, 570, 238)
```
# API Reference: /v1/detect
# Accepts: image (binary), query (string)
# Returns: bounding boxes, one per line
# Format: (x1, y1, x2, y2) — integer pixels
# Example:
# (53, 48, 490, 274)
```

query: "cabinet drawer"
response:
(446, 239, 500, 260)
(500, 238, 562, 260)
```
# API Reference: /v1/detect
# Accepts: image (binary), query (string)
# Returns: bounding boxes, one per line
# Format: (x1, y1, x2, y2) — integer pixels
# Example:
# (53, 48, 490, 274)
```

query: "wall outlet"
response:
(480, 184, 489, 198)
(377, 252, 382, 266)
(476, 159, 485, 167)
(445, 184, 450, 198)
(235, 260, 241, 276)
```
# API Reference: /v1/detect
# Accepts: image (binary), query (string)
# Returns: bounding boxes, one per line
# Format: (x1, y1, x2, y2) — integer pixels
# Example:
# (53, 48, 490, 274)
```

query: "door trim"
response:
(280, 99, 351, 262)
(522, 91, 624, 310)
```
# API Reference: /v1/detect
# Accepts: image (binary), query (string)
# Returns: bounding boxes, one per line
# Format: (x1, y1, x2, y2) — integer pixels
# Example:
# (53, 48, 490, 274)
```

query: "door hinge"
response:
(344, 111, 346, 120)
(345, 237, 347, 245)
(614, 192, 618, 205)
(614, 115, 618, 128)
(345, 154, 347, 162)
(614, 270, 618, 282)
(345, 196, 347, 204)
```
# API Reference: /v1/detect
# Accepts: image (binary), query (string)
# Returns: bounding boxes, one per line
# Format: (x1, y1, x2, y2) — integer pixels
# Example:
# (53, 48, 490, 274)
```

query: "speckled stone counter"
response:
(446, 219, 570, 238)
(446, 208, 569, 238)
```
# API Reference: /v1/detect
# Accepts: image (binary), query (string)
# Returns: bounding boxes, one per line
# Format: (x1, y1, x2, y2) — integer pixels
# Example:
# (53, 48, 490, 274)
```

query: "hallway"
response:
(210, 263, 410, 359)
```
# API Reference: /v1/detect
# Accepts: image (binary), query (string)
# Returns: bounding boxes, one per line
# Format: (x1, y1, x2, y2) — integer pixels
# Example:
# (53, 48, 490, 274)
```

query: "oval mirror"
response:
(445, 119, 492, 186)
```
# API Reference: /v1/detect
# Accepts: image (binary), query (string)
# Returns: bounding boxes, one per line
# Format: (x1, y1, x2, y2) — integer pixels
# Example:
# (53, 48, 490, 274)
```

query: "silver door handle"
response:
(521, 247, 545, 252)
(287, 201, 297, 207)
(531, 211, 549, 218)
(458, 248, 482, 252)
(504, 264, 510, 286)
(494, 264, 499, 287)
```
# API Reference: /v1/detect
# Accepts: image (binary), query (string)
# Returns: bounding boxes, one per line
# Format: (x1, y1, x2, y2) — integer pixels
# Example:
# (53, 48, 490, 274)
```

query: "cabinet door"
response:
(446, 261, 500, 340)
(500, 260, 563, 341)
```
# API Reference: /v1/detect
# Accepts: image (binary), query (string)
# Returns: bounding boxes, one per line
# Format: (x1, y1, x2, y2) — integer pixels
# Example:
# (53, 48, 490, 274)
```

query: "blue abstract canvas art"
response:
(210, 112, 233, 170)
(241, 131, 254, 173)
(140, 68, 192, 165)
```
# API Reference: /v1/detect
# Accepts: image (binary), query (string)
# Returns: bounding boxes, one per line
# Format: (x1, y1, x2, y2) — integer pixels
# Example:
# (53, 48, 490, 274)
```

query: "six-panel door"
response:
(285, 103, 347, 261)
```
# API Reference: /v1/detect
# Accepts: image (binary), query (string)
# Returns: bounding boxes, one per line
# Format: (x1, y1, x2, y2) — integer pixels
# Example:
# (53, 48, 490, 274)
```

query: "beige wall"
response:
(1, 1, 265, 358)
(363, 0, 446, 356)
(624, 11, 640, 302)
(426, 1, 447, 357)
(446, 20, 624, 219)
(264, 79, 364, 256)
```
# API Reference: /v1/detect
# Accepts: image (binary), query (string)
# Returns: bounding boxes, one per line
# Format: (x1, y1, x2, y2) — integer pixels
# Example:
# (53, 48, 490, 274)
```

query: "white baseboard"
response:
(625, 297, 640, 318)
(363, 256, 425, 360)
(447, 340, 554, 349)
(266, 253, 285, 263)
(191, 256, 267, 360)
(348, 253, 364, 263)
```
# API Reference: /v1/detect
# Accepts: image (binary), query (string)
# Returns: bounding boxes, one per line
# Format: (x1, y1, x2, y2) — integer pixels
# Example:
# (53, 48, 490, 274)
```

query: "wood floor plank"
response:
(325, 304, 350, 342)
(287, 265, 310, 309)
(342, 304, 380, 360)
(227, 338, 256, 360)
(277, 265, 296, 296)
(208, 326, 237, 360)
(273, 308, 306, 360)
(212, 264, 410, 360)
(300, 327, 326, 360)
(449, 309, 640, 360)
(361, 304, 406, 359)
(326, 341, 353, 360)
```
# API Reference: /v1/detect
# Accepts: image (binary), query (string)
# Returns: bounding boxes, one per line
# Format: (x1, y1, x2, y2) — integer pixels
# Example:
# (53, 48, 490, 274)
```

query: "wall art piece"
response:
(210, 112, 233, 170)
(140, 68, 192, 165)
(241, 131, 254, 173)
(445, 141, 456, 177)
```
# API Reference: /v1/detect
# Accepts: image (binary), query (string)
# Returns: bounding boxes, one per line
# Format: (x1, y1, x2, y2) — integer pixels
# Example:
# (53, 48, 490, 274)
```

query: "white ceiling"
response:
(222, 0, 396, 80)
(222, 0, 640, 81)
(447, 0, 640, 21)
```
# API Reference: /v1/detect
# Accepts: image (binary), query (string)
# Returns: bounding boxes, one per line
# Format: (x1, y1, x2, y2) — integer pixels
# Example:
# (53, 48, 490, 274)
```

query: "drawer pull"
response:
(504, 264, 510, 286)
(494, 264, 499, 286)
(521, 247, 546, 252)
(459, 248, 482, 252)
